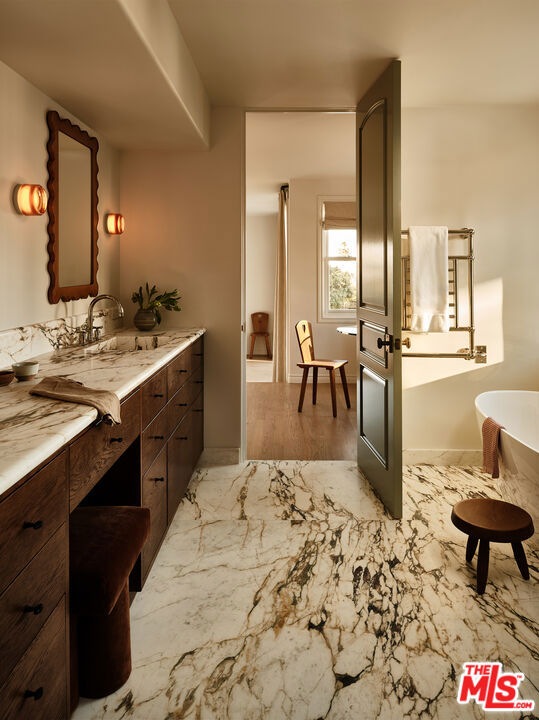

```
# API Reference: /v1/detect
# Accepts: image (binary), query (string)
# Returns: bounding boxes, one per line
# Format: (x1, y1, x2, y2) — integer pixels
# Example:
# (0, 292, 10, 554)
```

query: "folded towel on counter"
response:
(482, 416, 504, 478)
(30, 376, 121, 424)
(409, 225, 449, 332)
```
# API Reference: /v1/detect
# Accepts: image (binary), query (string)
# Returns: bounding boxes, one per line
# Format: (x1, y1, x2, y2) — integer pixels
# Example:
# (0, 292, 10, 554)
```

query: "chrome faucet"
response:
(86, 295, 125, 343)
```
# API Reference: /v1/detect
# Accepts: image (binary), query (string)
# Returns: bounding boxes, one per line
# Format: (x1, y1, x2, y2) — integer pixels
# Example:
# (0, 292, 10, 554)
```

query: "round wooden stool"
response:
(451, 498, 534, 594)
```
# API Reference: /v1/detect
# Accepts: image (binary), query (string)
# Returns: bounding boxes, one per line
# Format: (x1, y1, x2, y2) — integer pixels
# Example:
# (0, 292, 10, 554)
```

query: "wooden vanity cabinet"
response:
(0, 453, 69, 718)
(0, 334, 204, 717)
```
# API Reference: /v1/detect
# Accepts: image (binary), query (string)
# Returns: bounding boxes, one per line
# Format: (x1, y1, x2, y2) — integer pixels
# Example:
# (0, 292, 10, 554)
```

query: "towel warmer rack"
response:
(400, 228, 487, 362)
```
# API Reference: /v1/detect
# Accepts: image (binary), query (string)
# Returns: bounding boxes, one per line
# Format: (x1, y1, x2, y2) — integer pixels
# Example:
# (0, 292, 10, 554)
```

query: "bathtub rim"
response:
(475, 390, 539, 455)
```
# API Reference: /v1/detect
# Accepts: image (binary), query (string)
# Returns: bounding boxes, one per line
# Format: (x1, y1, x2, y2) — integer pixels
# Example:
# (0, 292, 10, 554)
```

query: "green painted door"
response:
(356, 60, 402, 518)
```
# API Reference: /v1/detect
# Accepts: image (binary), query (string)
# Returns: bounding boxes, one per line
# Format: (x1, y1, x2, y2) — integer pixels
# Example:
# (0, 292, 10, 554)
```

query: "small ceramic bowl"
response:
(12, 361, 39, 382)
(0, 370, 15, 386)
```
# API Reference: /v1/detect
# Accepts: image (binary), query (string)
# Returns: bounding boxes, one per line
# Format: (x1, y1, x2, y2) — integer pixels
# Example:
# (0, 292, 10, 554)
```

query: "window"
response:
(318, 199, 357, 321)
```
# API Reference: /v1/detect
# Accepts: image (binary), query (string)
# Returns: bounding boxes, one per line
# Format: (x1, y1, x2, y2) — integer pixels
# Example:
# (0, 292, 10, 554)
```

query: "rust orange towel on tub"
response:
(482, 416, 504, 478)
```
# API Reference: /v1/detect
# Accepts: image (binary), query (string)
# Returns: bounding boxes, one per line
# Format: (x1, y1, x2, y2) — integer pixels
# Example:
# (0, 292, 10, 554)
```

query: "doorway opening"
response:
(244, 111, 357, 461)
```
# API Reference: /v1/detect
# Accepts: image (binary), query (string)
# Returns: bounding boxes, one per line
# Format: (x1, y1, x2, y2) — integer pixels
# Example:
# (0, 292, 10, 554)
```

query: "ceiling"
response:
(246, 112, 355, 214)
(0, 0, 210, 150)
(0, 0, 538, 150)
(170, 0, 539, 108)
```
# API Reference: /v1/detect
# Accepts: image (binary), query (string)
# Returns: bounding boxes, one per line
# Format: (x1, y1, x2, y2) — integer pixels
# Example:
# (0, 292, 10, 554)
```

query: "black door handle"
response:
(377, 336, 393, 351)
(23, 520, 43, 530)
(24, 687, 43, 701)
(24, 603, 44, 615)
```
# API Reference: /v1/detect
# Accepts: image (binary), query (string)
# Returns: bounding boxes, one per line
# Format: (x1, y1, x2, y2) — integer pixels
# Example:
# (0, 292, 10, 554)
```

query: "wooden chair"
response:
(295, 320, 351, 418)
(248, 312, 272, 359)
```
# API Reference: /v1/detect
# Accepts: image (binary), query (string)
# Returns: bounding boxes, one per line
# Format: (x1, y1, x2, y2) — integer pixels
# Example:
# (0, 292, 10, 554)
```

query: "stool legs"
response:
(511, 541, 530, 580)
(476, 539, 490, 594)
(466, 535, 478, 562)
(312, 368, 318, 405)
(298, 368, 309, 412)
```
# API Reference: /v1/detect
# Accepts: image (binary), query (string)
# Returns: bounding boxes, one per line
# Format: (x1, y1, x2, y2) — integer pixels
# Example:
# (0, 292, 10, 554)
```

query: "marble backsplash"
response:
(0, 307, 123, 369)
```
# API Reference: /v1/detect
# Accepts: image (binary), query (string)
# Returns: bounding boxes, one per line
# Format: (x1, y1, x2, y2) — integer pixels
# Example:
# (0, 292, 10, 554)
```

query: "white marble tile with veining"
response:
(0, 327, 205, 495)
(74, 461, 538, 720)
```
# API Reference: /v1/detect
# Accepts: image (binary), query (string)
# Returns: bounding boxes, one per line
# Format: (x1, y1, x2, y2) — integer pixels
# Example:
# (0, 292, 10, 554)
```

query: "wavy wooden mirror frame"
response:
(46, 110, 99, 303)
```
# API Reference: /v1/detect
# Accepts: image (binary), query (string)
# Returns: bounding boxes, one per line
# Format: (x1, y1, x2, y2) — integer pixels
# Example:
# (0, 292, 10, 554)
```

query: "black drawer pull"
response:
(178, 369, 188, 374)
(193, 409, 203, 413)
(194, 352, 203, 356)
(24, 687, 43, 701)
(153, 393, 164, 398)
(110, 437, 123, 443)
(152, 477, 165, 483)
(177, 402, 188, 407)
(23, 520, 43, 530)
(24, 603, 44, 615)
(150, 435, 165, 440)
(177, 436, 188, 441)
(195, 380, 204, 384)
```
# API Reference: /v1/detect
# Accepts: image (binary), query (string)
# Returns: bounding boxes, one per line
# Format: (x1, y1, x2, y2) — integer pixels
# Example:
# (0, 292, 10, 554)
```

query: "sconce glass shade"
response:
(106, 213, 125, 235)
(15, 184, 48, 216)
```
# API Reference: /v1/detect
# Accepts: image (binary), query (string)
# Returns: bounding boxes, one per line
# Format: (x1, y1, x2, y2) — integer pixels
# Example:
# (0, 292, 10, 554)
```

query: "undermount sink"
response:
(83, 333, 169, 355)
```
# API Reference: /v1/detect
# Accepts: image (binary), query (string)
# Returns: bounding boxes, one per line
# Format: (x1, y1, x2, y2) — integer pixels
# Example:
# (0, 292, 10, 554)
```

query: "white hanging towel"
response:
(409, 226, 449, 333)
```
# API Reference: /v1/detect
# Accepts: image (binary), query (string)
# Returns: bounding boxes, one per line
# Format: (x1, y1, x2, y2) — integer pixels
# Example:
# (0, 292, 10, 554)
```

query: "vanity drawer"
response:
(141, 405, 168, 475)
(167, 413, 193, 523)
(167, 347, 192, 398)
(69, 390, 140, 510)
(0, 524, 67, 688)
(190, 337, 204, 372)
(191, 395, 204, 468)
(167, 383, 191, 435)
(141, 366, 167, 429)
(0, 596, 67, 720)
(0, 452, 67, 596)
(188, 365, 204, 403)
(141, 449, 167, 580)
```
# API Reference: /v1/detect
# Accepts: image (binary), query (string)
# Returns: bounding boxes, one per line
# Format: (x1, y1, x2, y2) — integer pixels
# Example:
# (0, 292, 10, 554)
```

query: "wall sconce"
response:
(14, 184, 48, 216)
(106, 213, 125, 235)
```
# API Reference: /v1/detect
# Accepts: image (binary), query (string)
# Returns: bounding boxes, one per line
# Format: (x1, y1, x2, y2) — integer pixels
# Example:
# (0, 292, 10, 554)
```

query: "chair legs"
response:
(298, 367, 309, 412)
(339, 366, 351, 408)
(312, 368, 318, 405)
(329, 369, 337, 418)
(248, 334, 256, 359)
(264, 334, 272, 359)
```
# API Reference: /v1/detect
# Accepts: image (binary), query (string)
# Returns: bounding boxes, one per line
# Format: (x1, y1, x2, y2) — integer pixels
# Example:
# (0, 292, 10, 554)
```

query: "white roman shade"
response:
(321, 200, 357, 230)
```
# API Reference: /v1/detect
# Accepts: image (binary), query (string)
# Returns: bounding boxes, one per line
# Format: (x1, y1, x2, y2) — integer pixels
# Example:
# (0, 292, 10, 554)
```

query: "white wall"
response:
(119, 107, 244, 451)
(246, 212, 277, 344)
(0, 60, 121, 331)
(288, 177, 356, 382)
(401, 104, 539, 451)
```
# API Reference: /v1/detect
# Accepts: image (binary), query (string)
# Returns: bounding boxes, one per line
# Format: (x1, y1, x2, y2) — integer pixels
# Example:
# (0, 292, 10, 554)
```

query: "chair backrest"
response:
(251, 312, 269, 333)
(295, 320, 315, 362)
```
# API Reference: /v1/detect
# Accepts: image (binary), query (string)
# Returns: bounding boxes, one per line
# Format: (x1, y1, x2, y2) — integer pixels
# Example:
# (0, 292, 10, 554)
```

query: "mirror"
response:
(46, 110, 99, 303)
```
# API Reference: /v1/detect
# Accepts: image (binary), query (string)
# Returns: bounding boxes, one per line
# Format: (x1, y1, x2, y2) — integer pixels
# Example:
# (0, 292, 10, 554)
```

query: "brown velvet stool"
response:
(451, 498, 534, 595)
(69, 506, 150, 710)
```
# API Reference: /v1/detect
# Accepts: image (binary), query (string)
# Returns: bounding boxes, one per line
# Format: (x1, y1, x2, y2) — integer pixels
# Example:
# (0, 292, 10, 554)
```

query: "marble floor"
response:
(74, 462, 538, 720)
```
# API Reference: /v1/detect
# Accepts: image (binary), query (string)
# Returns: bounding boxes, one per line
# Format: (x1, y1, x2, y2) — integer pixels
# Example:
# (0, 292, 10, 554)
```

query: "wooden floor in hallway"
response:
(246, 381, 357, 460)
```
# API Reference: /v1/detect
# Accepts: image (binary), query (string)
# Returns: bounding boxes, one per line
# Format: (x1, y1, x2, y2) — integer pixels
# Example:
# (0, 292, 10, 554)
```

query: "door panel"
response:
(356, 60, 402, 518)
(360, 101, 387, 313)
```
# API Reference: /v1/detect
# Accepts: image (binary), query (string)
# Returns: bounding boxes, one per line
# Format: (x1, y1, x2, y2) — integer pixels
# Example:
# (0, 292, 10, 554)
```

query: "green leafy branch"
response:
(131, 283, 182, 324)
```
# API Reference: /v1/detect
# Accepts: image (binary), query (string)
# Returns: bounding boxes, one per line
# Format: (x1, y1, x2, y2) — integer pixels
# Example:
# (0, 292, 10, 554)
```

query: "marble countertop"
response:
(0, 327, 205, 498)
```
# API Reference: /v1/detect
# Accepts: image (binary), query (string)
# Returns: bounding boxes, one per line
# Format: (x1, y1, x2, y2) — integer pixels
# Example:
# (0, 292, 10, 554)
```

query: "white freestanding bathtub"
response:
(475, 391, 539, 545)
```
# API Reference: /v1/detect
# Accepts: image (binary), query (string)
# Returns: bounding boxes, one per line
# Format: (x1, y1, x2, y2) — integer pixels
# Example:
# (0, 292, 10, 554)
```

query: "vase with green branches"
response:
(132, 283, 182, 331)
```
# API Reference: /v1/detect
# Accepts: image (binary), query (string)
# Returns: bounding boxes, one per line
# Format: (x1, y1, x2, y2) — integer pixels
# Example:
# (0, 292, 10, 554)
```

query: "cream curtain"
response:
(272, 185, 289, 383)
(321, 200, 356, 230)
